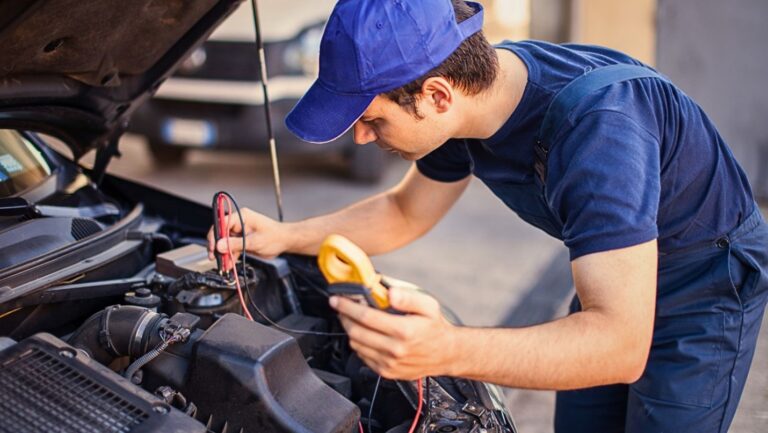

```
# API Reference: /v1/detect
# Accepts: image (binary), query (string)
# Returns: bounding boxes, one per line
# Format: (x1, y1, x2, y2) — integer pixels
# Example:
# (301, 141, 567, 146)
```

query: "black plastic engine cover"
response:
(185, 313, 359, 433)
(0, 333, 205, 433)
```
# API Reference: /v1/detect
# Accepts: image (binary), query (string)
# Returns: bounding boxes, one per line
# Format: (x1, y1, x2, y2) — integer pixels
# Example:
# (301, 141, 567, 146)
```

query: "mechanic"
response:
(208, 1, 768, 431)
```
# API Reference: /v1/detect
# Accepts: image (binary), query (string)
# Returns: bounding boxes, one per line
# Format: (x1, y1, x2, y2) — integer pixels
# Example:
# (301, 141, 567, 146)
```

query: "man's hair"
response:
(384, 0, 499, 118)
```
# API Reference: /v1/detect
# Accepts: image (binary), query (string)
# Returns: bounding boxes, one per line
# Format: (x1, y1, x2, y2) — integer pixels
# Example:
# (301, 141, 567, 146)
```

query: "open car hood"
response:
(0, 0, 242, 161)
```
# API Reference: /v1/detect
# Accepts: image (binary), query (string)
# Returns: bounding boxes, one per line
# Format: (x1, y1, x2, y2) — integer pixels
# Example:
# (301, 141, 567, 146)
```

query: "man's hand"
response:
(330, 286, 457, 380)
(207, 208, 291, 263)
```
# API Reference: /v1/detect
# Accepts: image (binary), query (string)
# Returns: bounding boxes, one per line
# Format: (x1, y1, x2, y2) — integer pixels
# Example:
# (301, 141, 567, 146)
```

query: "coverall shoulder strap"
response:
(534, 63, 668, 184)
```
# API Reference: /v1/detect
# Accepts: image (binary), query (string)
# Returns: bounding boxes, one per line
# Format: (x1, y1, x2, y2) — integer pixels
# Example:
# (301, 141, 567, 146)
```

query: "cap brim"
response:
(285, 81, 375, 144)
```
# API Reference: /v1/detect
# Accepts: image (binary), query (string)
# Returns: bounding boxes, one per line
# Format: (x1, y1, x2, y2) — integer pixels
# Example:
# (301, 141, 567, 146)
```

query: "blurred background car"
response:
(127, 0, 388, 183)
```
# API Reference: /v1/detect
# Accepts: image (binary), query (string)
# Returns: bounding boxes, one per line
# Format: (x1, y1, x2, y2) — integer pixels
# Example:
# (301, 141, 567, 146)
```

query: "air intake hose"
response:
(68, 305, 167, 365)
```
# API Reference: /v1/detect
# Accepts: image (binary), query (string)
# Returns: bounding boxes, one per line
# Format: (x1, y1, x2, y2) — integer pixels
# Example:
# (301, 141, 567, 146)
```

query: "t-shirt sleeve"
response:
(416, 139, 472, 182)
(547, 110, 661, 260)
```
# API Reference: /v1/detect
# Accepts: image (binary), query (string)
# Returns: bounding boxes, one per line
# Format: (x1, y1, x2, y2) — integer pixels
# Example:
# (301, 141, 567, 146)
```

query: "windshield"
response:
(0, 130, 52, 198)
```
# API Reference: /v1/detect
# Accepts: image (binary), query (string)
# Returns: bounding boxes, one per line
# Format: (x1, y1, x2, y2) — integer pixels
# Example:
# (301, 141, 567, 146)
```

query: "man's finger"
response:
(223, 214, 244, 235)
(387, 286, 440, 317)
(338, 316, 398, 354)
(217, 237, 244, 254)
(330, 296, 403, 336)
(351, 344, 419, 380)
(207, 228, 216, 259)
(350, 344, 388, 373)
(209, 213, 244, 258)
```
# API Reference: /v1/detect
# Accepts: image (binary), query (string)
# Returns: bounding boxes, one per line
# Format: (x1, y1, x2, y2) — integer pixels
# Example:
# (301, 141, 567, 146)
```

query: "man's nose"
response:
(353, 121, 377, 145)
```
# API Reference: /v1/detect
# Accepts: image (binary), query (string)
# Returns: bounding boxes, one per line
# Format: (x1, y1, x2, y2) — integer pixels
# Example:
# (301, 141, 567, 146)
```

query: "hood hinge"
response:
(91, 121, 127, 185)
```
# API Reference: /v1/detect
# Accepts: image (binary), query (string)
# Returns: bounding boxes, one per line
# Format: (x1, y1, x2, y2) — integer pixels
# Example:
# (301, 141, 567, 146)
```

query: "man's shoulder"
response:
(496, 40, 649, 92)
(499, 40, 642, 62)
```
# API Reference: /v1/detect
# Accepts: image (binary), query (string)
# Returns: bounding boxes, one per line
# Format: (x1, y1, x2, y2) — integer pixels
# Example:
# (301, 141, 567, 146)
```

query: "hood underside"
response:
(0, 0, 242, 158)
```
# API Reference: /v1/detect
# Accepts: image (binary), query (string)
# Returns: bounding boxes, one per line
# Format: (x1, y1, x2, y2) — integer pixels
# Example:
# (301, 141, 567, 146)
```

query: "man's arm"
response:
(332, 239, 657, 389)
(208, 165, 470, 258)
(289, 165, 470, 255)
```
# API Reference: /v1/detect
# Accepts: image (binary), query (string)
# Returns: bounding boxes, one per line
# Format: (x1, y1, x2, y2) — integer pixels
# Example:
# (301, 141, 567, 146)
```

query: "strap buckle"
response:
(534, 140, 549, 183)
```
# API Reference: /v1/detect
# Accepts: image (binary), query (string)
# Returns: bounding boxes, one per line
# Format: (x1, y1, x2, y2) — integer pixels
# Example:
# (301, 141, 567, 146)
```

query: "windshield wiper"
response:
(0, 197, 120, 219)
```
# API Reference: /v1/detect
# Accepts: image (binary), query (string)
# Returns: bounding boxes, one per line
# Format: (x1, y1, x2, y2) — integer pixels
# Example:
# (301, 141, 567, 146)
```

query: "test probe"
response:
(211, 191, 236, 277)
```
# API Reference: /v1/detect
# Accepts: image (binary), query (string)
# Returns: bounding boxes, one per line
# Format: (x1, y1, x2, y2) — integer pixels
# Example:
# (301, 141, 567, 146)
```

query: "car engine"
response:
(0, 239, 516, 433)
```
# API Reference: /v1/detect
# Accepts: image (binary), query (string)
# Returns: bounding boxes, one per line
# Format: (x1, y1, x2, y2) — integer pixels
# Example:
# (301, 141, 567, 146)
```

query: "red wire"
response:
(219, 193, 253, 321)
(358, 421, 364, 433)
(407, 378, 424, 433)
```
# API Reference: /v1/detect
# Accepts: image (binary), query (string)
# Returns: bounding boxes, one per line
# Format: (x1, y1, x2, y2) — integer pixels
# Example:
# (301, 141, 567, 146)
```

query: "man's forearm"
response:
(442, 241, 657, 390)
(445, 310, 650, 390)
(283, 166, 469, 256)
(285, 191, 419, 256)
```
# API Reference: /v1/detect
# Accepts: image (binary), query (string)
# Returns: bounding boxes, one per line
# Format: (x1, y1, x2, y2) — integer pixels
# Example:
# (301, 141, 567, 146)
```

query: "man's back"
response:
(416, 40, 754, 259)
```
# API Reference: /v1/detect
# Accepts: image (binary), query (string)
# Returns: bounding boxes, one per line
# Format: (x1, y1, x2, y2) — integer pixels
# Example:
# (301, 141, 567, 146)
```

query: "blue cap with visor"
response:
(285, 0, 485, 143)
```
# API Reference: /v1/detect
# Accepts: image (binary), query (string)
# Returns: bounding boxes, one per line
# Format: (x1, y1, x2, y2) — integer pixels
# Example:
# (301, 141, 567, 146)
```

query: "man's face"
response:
(352, 95, 454, 161)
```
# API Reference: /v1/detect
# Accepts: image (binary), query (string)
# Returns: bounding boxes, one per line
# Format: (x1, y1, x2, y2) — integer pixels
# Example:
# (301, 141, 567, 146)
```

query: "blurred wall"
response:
(569, 0, 657, 66)
(656, 0, 768, 199)
(531, 1, 657, 65)
(480, 0, 531, 43)
(530, 0, 570, 43)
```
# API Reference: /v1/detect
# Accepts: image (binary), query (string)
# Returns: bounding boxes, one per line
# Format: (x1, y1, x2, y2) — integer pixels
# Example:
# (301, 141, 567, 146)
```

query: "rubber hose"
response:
(68, 305, 166, 364)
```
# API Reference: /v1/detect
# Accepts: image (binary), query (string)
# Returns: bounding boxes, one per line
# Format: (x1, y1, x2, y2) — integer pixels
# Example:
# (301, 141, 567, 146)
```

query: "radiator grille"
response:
(0, 346, 148, 433)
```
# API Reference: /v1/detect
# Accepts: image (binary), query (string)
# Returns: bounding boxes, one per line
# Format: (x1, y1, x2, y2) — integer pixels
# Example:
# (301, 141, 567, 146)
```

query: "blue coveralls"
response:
(416, 42, 768, 431)
(535, 65, 768, 432)
(555, 207, 768, 432)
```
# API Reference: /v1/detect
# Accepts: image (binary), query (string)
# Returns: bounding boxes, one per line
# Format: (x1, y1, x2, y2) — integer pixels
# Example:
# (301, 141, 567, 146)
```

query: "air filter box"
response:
(0, 333, 205, 433)
(184, 313, 360, 433)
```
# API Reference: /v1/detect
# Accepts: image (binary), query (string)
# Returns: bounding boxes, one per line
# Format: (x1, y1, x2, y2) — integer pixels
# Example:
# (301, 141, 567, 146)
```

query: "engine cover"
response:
(184, 314, 359, 433)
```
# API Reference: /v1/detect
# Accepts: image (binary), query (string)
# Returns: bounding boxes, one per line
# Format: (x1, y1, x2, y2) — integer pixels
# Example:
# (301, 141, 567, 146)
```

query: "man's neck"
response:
(458, 48, 529, 140)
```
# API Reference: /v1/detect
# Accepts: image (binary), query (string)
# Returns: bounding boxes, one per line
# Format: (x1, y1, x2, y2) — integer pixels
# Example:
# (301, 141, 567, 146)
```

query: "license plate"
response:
(161, 118, 217, 147)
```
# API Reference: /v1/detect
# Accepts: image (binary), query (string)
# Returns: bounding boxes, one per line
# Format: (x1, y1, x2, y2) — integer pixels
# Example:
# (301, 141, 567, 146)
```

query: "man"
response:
(208, 1, 768, 431)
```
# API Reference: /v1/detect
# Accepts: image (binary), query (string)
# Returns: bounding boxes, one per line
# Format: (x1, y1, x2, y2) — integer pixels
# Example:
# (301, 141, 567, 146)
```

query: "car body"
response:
(127, 0, 387, 183)
(0, 1, 516, 432)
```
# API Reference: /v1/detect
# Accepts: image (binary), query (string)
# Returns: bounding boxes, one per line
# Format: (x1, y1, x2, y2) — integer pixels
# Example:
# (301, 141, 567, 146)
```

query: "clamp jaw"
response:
(317, 234, 391, 310)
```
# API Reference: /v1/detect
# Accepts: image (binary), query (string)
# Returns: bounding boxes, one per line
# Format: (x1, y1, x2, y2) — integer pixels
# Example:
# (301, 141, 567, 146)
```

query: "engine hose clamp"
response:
(131, 310, 158, 358)
(98, 305, 121, 357)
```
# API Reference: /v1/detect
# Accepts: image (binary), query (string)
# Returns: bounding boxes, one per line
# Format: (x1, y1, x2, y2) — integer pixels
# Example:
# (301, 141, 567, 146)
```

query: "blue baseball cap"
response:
(285, 0, 485, 143)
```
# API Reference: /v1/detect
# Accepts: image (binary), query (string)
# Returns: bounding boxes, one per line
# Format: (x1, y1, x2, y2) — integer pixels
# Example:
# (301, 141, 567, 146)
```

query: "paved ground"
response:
(104, 134, 767, 432)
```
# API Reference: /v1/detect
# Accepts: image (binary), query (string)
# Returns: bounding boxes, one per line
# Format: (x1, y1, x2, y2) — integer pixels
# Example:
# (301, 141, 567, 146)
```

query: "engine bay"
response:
(0, 233, 516, 433)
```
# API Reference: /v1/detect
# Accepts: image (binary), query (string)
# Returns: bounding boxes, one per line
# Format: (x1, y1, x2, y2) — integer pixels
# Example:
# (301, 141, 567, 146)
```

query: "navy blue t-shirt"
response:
(416, 40, 754, 260)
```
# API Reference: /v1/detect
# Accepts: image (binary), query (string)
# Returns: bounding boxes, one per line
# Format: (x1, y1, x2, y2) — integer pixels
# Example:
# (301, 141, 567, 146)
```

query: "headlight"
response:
(179, 46, 207, 74)
(283, 24, 324, 77)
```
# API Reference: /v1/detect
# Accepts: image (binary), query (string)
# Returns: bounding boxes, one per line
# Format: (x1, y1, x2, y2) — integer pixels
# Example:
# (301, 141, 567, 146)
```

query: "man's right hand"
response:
(207, 207, 290, 265)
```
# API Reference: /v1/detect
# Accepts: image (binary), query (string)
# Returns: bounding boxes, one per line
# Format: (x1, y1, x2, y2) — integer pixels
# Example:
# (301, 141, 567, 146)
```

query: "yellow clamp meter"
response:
(318, 234, 391, 310)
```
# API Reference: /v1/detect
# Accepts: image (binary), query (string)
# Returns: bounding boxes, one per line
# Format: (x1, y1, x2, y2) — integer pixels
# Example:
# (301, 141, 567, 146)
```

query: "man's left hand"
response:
(329, 286, 456, 380)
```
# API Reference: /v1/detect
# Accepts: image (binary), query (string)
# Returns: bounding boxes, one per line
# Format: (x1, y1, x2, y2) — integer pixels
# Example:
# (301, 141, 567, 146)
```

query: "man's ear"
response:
(421, 77, 454, 113)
